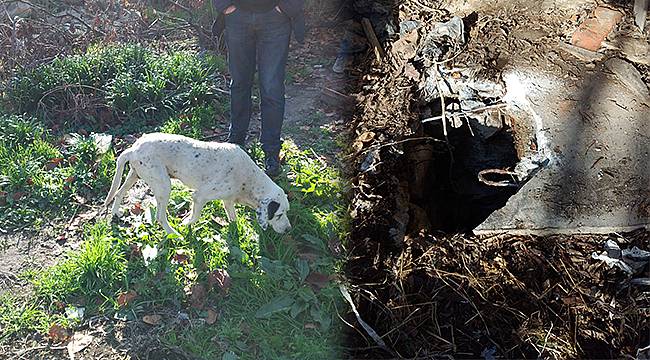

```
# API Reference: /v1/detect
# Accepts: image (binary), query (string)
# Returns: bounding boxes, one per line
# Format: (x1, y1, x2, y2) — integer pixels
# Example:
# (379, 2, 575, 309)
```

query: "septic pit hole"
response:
(404, 106, 522, 232)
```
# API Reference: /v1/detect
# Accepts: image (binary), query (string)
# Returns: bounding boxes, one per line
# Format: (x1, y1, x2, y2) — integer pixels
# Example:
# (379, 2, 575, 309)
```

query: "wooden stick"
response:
(421, 103, 508, 123)
(361, 18, 384, 63)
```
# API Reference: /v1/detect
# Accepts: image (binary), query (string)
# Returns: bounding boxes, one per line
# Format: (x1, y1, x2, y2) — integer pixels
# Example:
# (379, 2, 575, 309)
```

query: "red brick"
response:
(571, 6, 624, 51)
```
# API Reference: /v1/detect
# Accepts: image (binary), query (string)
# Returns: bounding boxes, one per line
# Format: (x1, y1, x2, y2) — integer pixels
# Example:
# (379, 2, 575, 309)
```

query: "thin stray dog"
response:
(103, 133, 292, 235)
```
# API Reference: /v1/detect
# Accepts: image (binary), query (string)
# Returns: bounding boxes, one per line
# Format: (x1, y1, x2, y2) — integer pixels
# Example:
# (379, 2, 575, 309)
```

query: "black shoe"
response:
(265, 154, 281, 178)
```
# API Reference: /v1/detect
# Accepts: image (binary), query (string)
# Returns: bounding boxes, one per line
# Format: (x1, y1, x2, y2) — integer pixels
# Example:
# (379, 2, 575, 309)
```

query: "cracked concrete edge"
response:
(473, 223, 650, 236)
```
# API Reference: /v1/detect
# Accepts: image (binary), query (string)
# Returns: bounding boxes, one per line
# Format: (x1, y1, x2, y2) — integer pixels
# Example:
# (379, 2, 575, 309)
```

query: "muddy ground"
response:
(345, 0, 649, 358)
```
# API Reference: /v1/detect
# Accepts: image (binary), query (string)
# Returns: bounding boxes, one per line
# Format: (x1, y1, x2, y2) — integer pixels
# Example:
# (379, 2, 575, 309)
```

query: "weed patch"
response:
(0, 114, 114, 230)
(33, 222, 126, 308)
(5, 44, 228, 133)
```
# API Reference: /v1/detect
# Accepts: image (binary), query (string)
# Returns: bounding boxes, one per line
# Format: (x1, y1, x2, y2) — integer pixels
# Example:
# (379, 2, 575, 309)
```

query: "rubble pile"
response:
(346, 0, 650, 357)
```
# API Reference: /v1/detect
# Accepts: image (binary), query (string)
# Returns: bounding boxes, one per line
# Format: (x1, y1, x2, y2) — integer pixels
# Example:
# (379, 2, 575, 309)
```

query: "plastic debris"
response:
(141, 244, 158, 266)
(91, 133, 113, 155)
(591, 239, 650, 276)
(605, 58, 649, 98)
(360, 149, 381, 174)
(65, 306, 85, 321)
(418, 16, 465, 63)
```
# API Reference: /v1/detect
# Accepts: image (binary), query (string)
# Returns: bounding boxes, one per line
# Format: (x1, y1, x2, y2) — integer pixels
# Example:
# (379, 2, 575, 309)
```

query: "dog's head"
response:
(256, 191, 291, 233)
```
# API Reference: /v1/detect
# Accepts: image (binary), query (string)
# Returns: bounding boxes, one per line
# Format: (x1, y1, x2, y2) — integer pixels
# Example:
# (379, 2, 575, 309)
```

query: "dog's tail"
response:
(103, 148, 134, 208)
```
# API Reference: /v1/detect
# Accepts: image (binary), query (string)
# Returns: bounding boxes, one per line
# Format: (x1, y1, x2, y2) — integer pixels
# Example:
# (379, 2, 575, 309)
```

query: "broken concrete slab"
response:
(604, 58, 649, 98)
(475, 65, 650, 235)
(617, 36, 650, 66)
(557, 42, 605, 62)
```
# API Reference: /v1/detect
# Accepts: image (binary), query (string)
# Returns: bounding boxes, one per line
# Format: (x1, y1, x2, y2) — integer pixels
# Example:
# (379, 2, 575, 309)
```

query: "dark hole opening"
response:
(405, 105, 520, 233)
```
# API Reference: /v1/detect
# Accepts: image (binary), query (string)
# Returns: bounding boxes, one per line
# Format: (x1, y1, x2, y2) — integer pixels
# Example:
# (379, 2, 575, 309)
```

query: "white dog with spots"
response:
(103, 133, 291, 235)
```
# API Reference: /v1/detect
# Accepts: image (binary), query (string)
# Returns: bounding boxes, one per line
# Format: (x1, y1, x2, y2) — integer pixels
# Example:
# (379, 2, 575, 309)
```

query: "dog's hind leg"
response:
(110, 169, 138, 216)
(222, 200, 237, 223)
(104, 147, 134, 209)
(181, 193, 208, 226)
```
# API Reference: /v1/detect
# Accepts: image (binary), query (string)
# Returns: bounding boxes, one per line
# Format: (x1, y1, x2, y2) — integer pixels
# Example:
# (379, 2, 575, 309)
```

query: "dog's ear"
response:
(267, 201, 280, 220)
(256, 198, 270, 230)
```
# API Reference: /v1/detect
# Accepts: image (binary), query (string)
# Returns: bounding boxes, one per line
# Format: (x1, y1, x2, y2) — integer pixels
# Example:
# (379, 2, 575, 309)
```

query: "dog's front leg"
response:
(222, 200, 237, 223)
(181, 194, 208, 226)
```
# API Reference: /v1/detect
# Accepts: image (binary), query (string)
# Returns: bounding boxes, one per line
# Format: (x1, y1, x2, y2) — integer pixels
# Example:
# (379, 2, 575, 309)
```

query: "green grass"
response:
(0, 294, 67, 342)
(0, 114, 114, 230)
(33, 222, 127, 307)
(1, 140, 346, 359)
(0, 44, 229, 230)
(4, 44, 228, 134)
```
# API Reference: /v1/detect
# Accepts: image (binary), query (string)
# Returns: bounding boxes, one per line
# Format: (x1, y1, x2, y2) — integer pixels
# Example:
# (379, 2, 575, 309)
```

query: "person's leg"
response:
(225, 10, 256, 145)
(256, 9, 291, 175)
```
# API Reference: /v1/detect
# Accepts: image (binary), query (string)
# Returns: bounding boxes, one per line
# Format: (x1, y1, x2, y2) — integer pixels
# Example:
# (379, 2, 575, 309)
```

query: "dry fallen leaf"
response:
(129, 243, 142, 257)
(11, 192, 26, 201)
(54, 301, 66, 311)
(305, 272, 331, 291)
(206, 308, 218, 325)
(172, 250, 190, 265)
(356, 131, 375, 143)
(207, 269, 232, 293)
(116, 290, 138, 307)
(46, 157, 64, 170)
(48, 323, 71, 342)
(142, 314, 162, 325)
(130, 202, 143, 215)
(352, 141, 364, 153)
(67, 332, 94, 358)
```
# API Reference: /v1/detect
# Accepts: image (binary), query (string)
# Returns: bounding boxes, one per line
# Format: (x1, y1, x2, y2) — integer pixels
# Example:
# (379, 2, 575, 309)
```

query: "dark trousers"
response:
(224, 8, 291, 156)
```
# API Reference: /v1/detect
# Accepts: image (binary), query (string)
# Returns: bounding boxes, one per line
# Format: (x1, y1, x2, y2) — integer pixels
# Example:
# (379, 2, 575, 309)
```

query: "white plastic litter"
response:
(591, 239, 650, 276)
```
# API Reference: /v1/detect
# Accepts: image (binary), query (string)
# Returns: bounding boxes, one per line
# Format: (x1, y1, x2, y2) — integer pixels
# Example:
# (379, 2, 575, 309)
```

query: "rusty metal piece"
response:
(478, 168, 519, 187)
